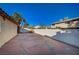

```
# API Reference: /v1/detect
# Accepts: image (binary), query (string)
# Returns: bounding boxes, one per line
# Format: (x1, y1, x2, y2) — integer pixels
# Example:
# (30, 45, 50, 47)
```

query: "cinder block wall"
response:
(0, 16, 17, 47)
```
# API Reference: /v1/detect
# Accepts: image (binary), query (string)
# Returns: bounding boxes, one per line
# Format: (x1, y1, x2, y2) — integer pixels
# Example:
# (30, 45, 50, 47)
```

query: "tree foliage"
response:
(12, 12, 23, 24)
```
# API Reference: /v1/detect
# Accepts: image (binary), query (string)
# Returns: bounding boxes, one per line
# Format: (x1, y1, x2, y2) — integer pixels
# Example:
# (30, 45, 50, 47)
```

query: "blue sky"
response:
(0, 3, 79, 26)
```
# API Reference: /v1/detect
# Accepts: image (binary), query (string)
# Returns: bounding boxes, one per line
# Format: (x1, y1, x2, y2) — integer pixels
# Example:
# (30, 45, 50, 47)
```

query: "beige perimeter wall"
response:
(0, 16, 17, 47)
(54, 23, 69, 28)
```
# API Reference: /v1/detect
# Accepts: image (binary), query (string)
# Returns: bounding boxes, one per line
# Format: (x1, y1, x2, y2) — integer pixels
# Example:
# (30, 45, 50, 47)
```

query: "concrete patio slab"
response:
(0, 33, 79, 55)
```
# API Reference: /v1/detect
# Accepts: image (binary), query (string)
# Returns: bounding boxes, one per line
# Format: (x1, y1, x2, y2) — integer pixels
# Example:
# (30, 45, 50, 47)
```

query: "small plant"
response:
(29, 28, 34, 33)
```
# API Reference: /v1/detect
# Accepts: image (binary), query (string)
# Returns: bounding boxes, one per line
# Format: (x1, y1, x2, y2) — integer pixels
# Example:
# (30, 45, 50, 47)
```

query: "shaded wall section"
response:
(0, 16, 17, 47)
(52, 29, 79, 48)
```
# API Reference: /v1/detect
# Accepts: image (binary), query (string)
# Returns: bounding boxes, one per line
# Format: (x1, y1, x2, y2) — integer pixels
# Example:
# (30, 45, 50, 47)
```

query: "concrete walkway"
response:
(0, 33, 79, 55)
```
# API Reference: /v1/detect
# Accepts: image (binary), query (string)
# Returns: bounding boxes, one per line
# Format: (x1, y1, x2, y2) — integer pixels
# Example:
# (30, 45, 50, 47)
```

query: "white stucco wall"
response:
(0, 16, 17, 47)
(34, 29, 65, 37)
